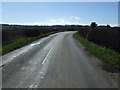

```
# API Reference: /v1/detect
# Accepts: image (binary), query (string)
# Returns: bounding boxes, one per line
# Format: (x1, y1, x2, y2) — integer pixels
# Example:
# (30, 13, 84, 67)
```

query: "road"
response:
(2, 31, 116, 88)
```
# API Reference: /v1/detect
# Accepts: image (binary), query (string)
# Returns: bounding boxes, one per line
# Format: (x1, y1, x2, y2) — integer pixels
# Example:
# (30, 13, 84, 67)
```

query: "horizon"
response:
(1, 23, 119, 27)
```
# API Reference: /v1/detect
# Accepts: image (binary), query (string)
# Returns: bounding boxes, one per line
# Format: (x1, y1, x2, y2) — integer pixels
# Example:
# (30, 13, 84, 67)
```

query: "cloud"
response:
(70, 16, 81, 20)
(110, 24, 118, 27)
(2, 20, 84, 26)
(48, 19, 68, 25)
(2, 22, 118, 27)
(98, 23, 118, 27)
(1, 16, 83, 26)
(49, 19, 57, 22)
(2, 18, 117, 27)
(48, 16, 82, 25)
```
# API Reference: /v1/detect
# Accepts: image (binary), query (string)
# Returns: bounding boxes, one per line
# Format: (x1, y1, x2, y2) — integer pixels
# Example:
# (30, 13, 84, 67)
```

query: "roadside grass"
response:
(73, 32, 120, 70)
(2, 31, 60, 55)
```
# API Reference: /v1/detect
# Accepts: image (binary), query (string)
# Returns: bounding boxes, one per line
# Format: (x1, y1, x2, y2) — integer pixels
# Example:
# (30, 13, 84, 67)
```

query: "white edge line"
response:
(42, 46, 53, 64)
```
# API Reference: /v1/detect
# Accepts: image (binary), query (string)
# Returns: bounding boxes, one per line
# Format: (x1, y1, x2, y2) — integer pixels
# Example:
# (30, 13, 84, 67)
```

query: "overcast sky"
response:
(2, 2, 118, 26)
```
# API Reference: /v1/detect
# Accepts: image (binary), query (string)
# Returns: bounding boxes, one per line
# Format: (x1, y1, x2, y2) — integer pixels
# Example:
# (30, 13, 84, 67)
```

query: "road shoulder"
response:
(74, 37, 119, 88)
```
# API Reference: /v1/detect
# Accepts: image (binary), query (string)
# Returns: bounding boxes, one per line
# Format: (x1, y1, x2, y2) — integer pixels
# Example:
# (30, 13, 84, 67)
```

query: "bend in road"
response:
(2, 31, 116, 88)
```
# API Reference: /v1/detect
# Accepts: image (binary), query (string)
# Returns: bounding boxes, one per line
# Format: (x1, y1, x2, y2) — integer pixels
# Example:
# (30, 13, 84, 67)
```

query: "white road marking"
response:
(42, 46, 53, 64)
(28, 85, 34, 88)
(27, 47, 54, 88)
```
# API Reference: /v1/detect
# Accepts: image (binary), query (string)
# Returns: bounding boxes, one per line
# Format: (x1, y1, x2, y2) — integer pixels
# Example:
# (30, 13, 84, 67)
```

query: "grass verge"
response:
(73, 32, 120, 70)
(2, 31, 60, 55)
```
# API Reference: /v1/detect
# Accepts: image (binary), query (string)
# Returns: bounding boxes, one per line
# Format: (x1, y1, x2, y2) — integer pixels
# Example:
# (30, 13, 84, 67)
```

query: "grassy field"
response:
(73, 32, 120, 70)
(2, 31, 60, 55)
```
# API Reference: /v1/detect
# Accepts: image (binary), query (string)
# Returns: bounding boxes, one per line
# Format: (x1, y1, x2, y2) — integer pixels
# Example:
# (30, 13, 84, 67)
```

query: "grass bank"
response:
(2, 31, 60, 55)
(73, 32, 120, 70)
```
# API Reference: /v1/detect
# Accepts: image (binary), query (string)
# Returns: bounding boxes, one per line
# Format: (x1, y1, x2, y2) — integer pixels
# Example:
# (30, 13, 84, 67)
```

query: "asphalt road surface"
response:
(2, 31, 115, 88)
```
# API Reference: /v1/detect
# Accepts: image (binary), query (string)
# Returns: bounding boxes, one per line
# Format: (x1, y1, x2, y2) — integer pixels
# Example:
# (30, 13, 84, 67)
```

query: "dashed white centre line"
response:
(42, 46, 53, 65)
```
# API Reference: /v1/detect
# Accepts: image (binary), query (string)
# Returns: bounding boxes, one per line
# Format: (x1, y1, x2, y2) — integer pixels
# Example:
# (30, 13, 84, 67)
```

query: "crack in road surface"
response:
(2, 31, 118, 88)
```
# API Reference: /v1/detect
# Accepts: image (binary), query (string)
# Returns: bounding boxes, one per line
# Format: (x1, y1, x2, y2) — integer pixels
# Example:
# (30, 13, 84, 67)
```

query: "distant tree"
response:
(86, 22, 97, 40)
(90, 22, 97, 29)
(107, 24, 111, 28)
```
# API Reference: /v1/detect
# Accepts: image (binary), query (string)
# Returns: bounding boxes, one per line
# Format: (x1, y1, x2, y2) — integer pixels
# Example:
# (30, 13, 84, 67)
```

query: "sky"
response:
(2, 2, 118, 26)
